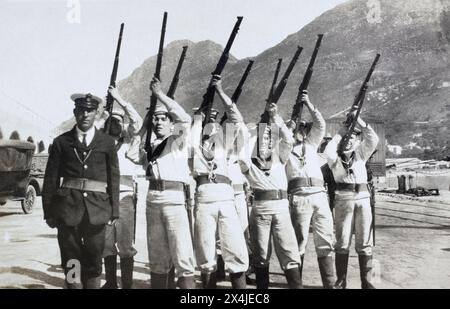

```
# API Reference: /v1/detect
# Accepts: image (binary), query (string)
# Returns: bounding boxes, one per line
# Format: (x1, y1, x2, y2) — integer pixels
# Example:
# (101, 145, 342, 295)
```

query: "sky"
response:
(0, 0, 348, 131)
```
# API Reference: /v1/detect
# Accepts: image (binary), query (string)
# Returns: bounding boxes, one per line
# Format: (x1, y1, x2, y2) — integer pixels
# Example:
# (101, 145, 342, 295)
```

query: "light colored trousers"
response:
(195, 200, 249, 274)
(234, 192, 249, 232)
(289, 192, 334, 257)
(103, 193, 137, 258)
(146, 199, 196, 278)
(249, 200, 301, 270)
(334, 196, 373, 256)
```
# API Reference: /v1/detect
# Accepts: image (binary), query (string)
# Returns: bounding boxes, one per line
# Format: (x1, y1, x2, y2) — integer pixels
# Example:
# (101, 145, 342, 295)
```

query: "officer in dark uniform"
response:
(42, 93, 120, 289)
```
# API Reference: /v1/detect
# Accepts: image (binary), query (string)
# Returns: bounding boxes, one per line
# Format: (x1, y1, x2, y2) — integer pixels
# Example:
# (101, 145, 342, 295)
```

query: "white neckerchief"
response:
(76, 125, 96, 146)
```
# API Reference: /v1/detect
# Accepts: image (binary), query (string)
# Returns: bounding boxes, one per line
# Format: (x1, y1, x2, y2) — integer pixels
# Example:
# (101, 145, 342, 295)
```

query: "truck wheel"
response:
(21, 185, 36, 214)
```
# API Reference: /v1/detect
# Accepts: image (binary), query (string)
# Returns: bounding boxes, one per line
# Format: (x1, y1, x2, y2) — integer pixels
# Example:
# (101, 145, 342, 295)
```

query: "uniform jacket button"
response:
(83, 192, 88, 197)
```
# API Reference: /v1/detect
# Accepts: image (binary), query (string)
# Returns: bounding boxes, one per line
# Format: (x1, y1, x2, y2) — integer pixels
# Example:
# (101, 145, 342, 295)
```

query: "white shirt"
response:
(286, 107, 326, 195)
(76, 125, 95, 146)
(126, 104, 192, 206)
(324, 125, 379, 200)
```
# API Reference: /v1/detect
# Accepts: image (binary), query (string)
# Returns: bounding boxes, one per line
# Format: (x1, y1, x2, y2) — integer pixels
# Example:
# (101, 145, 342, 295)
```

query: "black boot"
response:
(178, 276, 196, 289)
(358, 255, 376, 289)
(254, 266, 269, 289)
(167, 267, 177, 289)
(245, 254, 255, 284)
(298, 254, 304, 288)
(230, 272, 246, 289)
(201, 271, 217, 289)
(299, 254, 304, 279)
(102, 255, 118, 289)
(318, 256, 336, 289)
(151, 272, 169, 289)
(285, 267, 302, 289)
(334, 253, 349, 289)
(216, 255, 226, 282)
(64, 280, 82, 289)
(120, 257, 134, 289)
(83, 276, 101, 289)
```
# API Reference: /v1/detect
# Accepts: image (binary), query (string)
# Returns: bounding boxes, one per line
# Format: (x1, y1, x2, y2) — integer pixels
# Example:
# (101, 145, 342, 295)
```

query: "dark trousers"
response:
(57, 212, 106, 283)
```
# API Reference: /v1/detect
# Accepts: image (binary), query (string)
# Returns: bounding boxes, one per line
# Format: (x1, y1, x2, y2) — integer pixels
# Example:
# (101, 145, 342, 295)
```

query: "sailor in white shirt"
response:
(190, 75, 249, 289)
(127, 77, 196, 289)
(234, 100, 302, 289)
(215, 79, 254, 282)
(324, 113, 379, 289)
(98, 86, 142, 289)
(285, 91, 335, 289)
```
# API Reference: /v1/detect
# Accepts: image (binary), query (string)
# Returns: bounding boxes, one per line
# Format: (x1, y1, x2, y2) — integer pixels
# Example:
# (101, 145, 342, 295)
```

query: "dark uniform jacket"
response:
(42, 127, 120, 226)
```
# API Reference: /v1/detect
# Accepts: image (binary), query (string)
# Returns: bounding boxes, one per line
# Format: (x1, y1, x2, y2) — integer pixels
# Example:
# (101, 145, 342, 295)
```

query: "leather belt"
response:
(148, 179, 185, 191)
(233, 184, 245, 192)
(335, 183, 368, 193)
(288, 177, 324, 192)
(61, 177, 107, 193)
(195, 174, 232, 186)
(253, 189, 288, 201)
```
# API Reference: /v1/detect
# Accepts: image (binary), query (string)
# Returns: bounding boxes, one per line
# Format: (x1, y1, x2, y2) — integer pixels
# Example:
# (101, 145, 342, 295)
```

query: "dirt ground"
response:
(0, 184, 449, 289)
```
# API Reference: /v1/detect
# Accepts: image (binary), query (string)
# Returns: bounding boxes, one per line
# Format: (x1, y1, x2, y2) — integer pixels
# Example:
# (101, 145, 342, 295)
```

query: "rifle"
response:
(268, 58, 283, 104)
(167, 45, 188, 99)
(368, 172, 376, 246)
(337, 54, 380, 155)
(367, 150, 377, 246)
(198, 16, 244, 128)
(145, 12, 168, 159)
(219, 59, 254, 125)
(184, 184, 195, 247)
(260, 46, 303, 123)
(291, 34, 324, 126)
(133, 181, 138, 243)
(103, 23, 125, 134)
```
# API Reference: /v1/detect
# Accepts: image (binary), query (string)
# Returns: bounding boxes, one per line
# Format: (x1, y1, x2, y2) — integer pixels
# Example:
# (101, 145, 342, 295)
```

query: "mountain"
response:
(59, 0, 450, 158)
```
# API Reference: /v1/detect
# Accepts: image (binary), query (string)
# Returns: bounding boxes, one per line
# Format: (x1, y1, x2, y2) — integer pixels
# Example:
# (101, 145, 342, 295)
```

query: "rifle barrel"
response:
(199, 16, 244, 127)
(220, 59, 254, 125)
(291, 34, 324, 125)
(145, 12, 168, 157)
(104, 23, 125, 134)
(271, 45, 303, 103)
(167, 45, 188, 99)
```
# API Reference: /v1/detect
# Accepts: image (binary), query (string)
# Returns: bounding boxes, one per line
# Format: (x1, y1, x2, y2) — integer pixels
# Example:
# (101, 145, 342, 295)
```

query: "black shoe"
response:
(120, 257, 134, 289)
(318, 256, 336, 289)
(358, 255, 376, 289)
(216, 255, 226, 282)
(254, 266, 270, 289)
(178, 276, 196, 289)
(230, 272, 246, 289)
(285, 267, 302, 289)
(334, 253, 349, 289)
(201, 271, 217, 289)
(102, 255, 118, 289)
(151, 272, 169, 289)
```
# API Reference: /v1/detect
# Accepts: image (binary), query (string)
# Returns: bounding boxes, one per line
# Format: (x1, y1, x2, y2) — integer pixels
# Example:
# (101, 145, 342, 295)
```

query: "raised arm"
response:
(268, 103, 294, 164)
(212, 75, 245, 124)
(303, 93, 326, 147)
(151, 77, 191, 124)
(324, 126, 346, 165)
(108, 85, 143, 136)
(356, 117, 379, 161)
